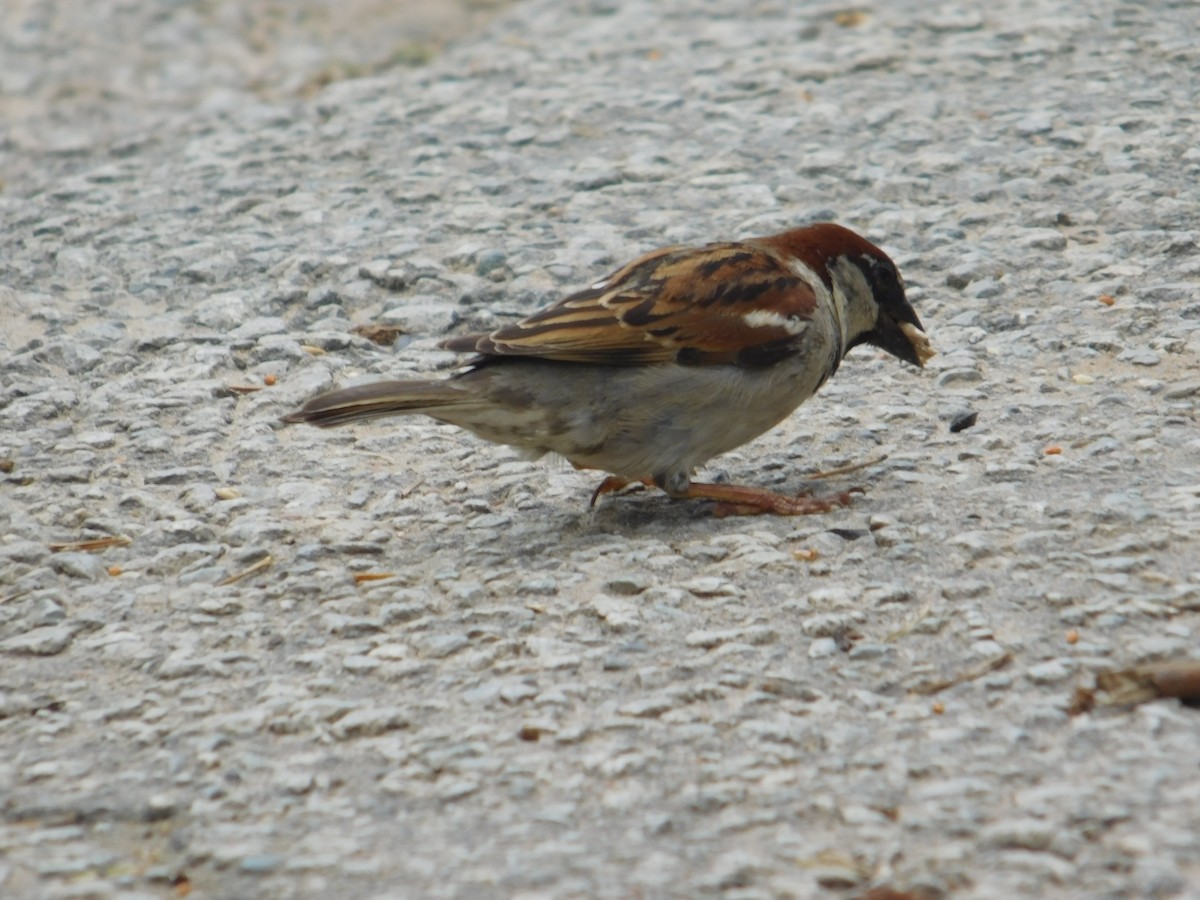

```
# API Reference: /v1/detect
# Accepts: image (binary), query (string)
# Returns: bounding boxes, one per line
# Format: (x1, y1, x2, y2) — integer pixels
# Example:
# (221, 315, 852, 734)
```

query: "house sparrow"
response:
(282, 223, 933, 516)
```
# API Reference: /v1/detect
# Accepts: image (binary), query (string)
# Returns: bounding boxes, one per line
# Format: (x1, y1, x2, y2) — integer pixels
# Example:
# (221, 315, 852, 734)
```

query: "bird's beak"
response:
(899, 321, 935, 368)
(863, 313, 934, 368)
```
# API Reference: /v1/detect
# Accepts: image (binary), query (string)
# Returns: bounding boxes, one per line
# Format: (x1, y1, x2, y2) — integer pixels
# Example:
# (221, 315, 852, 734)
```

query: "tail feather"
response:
(281, 380, 469, 428)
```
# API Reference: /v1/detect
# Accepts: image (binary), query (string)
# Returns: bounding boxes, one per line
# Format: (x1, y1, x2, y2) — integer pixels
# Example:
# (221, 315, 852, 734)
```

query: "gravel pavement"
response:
(3, 1, 1200, 897)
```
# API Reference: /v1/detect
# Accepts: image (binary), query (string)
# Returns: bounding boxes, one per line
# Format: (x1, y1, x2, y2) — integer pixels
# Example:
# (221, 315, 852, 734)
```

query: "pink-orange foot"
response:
(681, 482, 863, 517)
(589, 476, 861, 517)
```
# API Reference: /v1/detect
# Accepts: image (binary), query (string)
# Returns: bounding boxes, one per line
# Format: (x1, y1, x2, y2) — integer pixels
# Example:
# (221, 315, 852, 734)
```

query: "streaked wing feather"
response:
(443, 241, 818, 366)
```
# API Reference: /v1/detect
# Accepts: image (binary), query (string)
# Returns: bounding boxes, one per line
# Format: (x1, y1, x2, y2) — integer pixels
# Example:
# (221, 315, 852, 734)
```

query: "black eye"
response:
(875, 262, 904, 293)
(857, 254, 903, 294)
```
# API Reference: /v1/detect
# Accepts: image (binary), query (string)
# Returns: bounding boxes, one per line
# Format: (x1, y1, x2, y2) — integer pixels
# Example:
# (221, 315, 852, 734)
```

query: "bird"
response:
(282, 223, 933, 516)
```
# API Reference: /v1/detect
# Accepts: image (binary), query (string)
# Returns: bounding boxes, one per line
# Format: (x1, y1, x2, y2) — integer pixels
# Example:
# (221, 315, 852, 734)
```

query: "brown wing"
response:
(441, 240, 820, 367)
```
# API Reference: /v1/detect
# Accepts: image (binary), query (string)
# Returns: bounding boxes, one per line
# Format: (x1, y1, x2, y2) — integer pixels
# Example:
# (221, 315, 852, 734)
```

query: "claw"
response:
(589, 476, 652, 508)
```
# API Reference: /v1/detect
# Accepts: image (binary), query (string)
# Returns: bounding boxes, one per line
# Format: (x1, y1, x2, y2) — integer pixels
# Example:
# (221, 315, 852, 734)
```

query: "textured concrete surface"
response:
(2, 1, 1199, 897)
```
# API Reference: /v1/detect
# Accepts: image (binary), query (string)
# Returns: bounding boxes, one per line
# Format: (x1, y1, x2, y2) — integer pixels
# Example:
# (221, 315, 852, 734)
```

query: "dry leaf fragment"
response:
(1068, 686, 1096, 715)
(352, 323, 408, 346)
(48, 535, 132, 553)
(353, 572, 397, 584)
(805, 454, 889, 480)
(909, 651, 1013, 695)
(834, 10, 868, 27)
(1087, 660, 1200, 709)
(218, 555, 273, 586)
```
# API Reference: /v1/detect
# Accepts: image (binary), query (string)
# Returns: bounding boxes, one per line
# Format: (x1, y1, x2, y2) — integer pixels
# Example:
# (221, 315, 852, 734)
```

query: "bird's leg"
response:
(589, 476, 654, 508)
(592, 470, 860, 517)
(678, 482, 863, 517)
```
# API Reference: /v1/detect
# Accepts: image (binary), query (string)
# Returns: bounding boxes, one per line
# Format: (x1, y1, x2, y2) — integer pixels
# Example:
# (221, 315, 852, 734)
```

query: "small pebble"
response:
(950, 410, 979, 433)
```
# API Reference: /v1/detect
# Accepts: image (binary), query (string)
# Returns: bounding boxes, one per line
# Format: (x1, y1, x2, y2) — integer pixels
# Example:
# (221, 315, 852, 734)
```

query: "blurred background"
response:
(1, 0, 509, 183)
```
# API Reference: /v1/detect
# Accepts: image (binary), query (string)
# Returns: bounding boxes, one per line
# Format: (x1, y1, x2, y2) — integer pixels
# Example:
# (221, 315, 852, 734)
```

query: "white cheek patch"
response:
(827, 256, 880, 347)
(742, 309, 808, 336)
